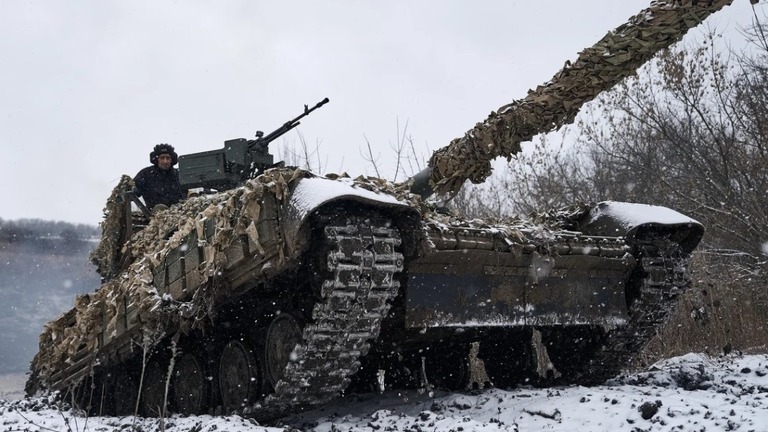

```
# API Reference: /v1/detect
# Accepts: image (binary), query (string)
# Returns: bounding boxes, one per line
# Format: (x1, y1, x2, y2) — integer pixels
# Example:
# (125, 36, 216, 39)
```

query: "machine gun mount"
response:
(178, 98, 329, 190)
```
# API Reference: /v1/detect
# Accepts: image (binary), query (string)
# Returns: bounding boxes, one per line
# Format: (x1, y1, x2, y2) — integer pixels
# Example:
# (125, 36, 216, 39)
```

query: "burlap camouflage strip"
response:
(89, 175, 134, 280)
(427, 0, 736, 195)
(31, 169, 311, 385)
(32, 168, 573, 387)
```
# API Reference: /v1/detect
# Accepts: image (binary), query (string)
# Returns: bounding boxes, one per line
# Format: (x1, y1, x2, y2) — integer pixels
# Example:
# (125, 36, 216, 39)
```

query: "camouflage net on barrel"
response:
(428, 0, 735, 195)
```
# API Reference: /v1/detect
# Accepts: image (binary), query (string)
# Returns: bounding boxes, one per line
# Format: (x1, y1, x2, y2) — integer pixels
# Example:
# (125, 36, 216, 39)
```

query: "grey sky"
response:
(0, 1, 762, 225)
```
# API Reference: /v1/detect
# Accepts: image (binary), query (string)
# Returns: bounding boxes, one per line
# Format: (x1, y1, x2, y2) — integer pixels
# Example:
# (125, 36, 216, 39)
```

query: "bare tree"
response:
(277, 132, 330, 174)
(580, 28, 768, 255)
(458, 24, 768, 358)
(477, 25, 768, 257)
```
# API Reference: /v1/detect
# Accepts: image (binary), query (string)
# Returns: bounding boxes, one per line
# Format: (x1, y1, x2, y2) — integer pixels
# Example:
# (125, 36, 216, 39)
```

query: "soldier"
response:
(134, 143, 185, 212)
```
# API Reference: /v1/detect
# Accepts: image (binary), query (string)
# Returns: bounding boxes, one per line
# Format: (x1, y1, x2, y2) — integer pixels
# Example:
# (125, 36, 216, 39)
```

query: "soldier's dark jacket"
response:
(134, 166, 184, 209)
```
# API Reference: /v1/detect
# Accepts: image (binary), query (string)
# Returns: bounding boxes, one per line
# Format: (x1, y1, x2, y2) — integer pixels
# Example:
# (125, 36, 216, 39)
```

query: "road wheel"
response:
(219, 340, 263, 413)
(141, 359, 169, 417)
(113, 370, 139, 416)
(479, 335, 534, 388)
(172, 352, 208, 415)
(424, 345, 470, 391)
(264, 313, 303, 389)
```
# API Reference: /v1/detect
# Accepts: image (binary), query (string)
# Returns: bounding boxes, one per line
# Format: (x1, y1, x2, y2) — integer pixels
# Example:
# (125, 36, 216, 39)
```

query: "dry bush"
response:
(449, 22, 768, 360)
(640, 251, 768, 365)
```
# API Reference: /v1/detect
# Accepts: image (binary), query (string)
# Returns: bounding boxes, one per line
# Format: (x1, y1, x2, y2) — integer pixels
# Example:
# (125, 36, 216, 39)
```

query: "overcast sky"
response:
(1, 1, 763, 226)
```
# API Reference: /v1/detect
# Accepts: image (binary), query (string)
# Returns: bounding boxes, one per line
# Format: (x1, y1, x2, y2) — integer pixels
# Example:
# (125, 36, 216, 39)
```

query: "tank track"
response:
(579, 238, 690, 384)
(243, 215, 403, 421)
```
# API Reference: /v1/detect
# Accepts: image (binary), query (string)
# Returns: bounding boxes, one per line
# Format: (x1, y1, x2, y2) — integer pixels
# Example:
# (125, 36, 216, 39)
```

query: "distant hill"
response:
(0, 218, 102, 374)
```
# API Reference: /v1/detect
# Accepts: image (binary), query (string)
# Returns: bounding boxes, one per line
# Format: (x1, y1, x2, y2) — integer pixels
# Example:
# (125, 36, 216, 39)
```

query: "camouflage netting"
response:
(335, 171, 560, 233)
(427, 0, 735, 195)
(89, 175, 134, 279)
(31, 169, 315, 386)
(33, 168, 578, 388)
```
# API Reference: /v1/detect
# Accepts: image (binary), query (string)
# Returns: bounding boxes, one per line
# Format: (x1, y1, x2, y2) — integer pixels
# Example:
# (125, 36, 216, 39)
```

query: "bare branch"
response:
(361, 134, 381, 178)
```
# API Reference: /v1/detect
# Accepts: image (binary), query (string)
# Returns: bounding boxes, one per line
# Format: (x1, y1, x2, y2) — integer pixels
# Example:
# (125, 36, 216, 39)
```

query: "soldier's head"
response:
(150, 144, 178, 171)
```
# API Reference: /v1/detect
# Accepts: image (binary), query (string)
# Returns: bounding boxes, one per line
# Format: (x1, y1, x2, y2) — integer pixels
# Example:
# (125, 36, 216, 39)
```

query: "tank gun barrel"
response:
(408, 0, 736, 199)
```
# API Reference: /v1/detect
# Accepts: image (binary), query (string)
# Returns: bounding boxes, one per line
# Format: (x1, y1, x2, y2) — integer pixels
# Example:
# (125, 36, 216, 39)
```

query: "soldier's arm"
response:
(133, 169, 147, 198)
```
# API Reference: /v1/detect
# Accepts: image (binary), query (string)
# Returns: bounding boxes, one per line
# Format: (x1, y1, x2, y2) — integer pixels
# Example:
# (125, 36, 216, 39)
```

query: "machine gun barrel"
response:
(251, 97, 330, 148)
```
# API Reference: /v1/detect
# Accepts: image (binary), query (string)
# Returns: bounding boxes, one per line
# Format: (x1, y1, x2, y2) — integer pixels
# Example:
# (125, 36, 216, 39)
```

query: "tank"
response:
(27, 0, 729, 421)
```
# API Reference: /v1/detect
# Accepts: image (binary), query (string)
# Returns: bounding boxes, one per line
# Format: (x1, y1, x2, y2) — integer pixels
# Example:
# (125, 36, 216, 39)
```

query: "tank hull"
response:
(27, 170, 703, 420)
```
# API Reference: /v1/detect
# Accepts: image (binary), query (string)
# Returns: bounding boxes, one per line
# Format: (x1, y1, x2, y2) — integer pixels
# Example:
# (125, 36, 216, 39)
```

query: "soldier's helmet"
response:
(150, 143, 178, 166)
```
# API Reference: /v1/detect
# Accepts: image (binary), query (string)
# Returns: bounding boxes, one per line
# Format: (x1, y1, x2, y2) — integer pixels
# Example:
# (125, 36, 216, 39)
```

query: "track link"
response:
(244, 215, 403, 420)
(580, 239, 690, 384)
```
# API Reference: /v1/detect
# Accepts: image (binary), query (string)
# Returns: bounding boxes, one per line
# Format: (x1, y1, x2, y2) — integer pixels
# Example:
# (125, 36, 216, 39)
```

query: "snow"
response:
(2, 353, 767, 431)
(589, 201, 701, 228)
(290, 177, 406, 222)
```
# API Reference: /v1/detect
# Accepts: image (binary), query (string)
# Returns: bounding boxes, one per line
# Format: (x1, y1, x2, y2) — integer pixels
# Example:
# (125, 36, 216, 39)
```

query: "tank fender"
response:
(579, 201, 705, 254)
(281, 176, 419, 258)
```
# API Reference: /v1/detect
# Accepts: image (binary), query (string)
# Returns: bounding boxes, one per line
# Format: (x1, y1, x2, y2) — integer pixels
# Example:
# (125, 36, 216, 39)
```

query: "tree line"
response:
(0, 218, 100, 253)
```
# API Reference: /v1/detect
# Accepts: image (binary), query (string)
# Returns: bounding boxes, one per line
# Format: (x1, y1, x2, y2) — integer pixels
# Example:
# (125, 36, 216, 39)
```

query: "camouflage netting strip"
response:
(337, 172, 570, 241)
(32, 168, 581, 387)
(32, 169, 312, 386)
(89, 175, 134, 279)
(428, 0, 735, 195)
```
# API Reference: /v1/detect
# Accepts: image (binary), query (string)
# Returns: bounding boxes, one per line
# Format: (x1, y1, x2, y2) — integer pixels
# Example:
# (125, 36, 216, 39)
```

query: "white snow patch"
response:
(590, 201, 700, 227)
(290, 177, 405, 222)
(1, 354, 767, 431)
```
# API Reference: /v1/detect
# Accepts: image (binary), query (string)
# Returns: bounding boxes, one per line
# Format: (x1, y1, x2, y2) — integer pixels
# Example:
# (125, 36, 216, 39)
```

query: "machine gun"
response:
(179, 98, 329, 190)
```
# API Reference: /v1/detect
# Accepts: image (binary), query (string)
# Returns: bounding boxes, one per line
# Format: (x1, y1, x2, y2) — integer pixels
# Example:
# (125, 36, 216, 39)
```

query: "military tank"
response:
(27, 0, 732, 421)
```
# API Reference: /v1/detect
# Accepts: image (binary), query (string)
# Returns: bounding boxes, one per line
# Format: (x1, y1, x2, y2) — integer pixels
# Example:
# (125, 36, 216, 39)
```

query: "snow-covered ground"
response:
(1, 353, 766, 432)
